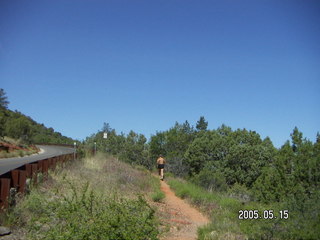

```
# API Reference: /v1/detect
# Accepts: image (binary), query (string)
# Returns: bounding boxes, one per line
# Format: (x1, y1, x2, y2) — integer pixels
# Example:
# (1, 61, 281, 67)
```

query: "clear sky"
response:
(1, 0, 319, 147)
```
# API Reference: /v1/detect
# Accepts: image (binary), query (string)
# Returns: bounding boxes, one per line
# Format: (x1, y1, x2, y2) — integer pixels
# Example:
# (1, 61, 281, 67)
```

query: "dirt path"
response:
(157, 179, 210, 240)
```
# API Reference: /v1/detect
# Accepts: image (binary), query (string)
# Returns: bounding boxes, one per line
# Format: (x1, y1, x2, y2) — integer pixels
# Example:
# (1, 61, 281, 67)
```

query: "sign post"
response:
(103, 132, 108, 152)
(73, 142, 76, 160)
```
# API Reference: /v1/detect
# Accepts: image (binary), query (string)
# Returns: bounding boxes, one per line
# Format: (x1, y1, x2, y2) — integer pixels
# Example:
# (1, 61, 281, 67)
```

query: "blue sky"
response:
(1, 0, 319, 147)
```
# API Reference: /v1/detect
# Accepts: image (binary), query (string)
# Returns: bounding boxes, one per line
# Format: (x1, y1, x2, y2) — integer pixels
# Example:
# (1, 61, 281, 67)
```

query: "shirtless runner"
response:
(157, 155, 166, 180)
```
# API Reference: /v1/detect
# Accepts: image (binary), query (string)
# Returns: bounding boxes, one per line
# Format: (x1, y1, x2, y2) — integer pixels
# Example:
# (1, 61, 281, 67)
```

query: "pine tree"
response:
(0, 89, 9, 109)
(196, 116, 208, 131)
(291, 127, 303, 152)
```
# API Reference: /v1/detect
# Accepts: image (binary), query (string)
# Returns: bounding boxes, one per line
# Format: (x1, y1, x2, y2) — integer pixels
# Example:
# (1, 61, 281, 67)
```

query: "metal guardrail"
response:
(0, 147, 77, 209)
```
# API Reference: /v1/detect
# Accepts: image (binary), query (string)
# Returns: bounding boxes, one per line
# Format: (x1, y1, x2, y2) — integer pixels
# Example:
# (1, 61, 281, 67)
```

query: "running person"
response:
(157, 155, 166, 180)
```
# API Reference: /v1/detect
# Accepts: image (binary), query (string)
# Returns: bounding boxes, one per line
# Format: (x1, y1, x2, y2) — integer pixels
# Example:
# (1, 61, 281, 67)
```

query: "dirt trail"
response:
(158, 179, 210, 240)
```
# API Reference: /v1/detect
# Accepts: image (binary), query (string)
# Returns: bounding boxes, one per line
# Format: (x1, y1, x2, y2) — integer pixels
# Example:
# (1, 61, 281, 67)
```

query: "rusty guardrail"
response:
(0, 150, 77, 209)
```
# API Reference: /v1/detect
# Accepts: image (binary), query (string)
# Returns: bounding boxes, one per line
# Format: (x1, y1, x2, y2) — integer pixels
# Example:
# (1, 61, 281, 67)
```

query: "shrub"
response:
(192, 168, 228, 192)
(228, 182, 253, 202)
(18, 150, 24, 157)
(151, 191, 165, 202)
(11, 183, 159, 240)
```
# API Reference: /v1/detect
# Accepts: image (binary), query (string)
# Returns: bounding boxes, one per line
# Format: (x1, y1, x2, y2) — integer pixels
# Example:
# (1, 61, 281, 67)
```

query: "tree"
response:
(252, 166, 287, 203)
(119, 130, 151, 168)
(0, 89, 9, 137)
(225, 144, 272, 187)
(0, 110, 6, 138)
(0, 88, 9, 109)
(102, 122, 112, 133)
(184, 130, 227, 176)
(149, 121, 196, 176)
(196, 116, 208, 131)
(149, 132, 167, 159)
(291, 127, 303, 152)
(5, 117, 31, 140)
(192, 162, 228, 192)
(217, 124, 232, 136)
(274, 141, 295, 174)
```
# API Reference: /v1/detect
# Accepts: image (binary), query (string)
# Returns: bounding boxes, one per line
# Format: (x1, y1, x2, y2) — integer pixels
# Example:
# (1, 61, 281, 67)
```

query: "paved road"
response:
(0, 145, 75, 176)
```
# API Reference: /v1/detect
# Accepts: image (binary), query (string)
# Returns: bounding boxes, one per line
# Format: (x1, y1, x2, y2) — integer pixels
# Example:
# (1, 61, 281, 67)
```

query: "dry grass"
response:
(48, 153, 156, 198)
(2, 153, 162, 240)
(0, 150, 38, 159)
(0, 137, 39, 159)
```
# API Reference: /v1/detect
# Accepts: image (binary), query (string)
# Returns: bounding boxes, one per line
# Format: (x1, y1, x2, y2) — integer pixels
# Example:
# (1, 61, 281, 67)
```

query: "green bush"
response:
(9, 183, 159, 240)
(151, 191, 165, 202)
(192, 167, 228, 192)
(228, 182, 253, 202)
(46, 193, 158, 240)
(18, 150, 24, 157)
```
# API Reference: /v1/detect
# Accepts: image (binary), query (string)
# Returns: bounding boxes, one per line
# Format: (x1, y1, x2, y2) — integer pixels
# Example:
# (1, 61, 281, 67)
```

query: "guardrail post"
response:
(48, 158, 52, 169)
(25, 164, 32, 178)
(18, 170, 26, 193)
(0, 178, 11, 209)
(42, 159, 49, 179)
(11, 170, 19, 189)
(31, 164, 38, 184)
(43, 160, 48, 173)
(52, 157, 56, 170)
(37, 161, 43, 172)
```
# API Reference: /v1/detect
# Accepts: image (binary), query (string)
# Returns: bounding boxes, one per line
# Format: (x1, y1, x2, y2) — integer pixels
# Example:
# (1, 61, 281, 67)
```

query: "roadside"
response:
(0, 137, 39, 159)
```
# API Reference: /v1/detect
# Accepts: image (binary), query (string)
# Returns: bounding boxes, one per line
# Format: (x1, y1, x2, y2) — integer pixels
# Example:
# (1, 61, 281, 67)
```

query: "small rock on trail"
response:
(0, 226, 11, 236)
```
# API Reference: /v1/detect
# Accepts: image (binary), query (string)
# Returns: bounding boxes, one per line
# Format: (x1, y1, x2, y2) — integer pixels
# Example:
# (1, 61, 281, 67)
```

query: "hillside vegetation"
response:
(0, 137, 39, 158)
(0, 89, 74, 145)
(85, 118, 320, 239)
(3, 154, 162, 239)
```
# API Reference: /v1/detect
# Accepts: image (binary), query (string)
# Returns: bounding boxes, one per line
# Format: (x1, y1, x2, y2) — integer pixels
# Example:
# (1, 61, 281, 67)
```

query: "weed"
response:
(149, 175, 165, 202)
(151, 191, 165, 202)
(18, 150, 24, 157)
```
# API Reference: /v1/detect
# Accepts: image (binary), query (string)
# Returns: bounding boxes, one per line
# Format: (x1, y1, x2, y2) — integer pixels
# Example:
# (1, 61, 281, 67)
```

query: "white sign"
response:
(103, 132, 108, 139)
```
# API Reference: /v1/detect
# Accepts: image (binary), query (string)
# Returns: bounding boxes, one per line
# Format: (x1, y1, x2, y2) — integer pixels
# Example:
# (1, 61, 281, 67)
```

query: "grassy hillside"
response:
(167, 177, 320, 240)
(1, 154, 163, 240)
(0, 90, 77, 158)
(0, 108, 75, 145)
(0, 137, 39, 158)
(0, 88, 75, 146)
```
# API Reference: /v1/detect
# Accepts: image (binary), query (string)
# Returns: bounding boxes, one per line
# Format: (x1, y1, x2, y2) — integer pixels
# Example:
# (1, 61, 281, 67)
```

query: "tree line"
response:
(0, 89, 74, 145)
(85, 116, 320, 235)
(86, 117, 319, 201)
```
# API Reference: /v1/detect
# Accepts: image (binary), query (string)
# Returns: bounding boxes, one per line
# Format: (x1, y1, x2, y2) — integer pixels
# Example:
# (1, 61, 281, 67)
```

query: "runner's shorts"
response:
(158, 164, 165, 169)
